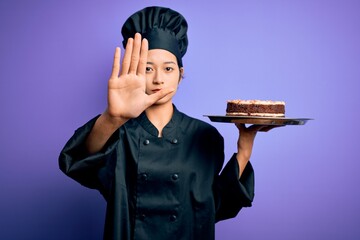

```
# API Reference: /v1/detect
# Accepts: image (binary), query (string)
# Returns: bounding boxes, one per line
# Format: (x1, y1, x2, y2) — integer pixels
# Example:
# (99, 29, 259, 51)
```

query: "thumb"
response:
(146, 87, 175, 105)
(247, 124, 268, 132)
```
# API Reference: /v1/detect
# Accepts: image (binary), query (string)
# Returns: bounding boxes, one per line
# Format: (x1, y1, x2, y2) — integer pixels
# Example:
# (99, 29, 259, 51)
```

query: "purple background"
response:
(1, 0, 359, 239)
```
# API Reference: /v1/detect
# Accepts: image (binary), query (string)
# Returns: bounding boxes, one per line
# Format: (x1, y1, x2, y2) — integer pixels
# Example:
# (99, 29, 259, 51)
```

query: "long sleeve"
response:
(58, 116, 119, 198)
(215, 154, 255, 222)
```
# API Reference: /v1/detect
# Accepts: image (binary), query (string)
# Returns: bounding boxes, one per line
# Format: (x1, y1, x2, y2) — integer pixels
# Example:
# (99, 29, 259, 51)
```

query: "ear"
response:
(179, 67, 184, 83)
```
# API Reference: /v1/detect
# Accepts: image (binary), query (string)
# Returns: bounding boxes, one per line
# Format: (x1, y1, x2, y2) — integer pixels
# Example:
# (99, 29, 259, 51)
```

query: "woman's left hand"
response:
(235, 123, 283, 177)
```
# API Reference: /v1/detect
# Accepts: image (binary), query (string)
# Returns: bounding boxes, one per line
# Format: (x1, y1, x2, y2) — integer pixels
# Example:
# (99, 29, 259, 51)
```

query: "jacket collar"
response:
(137, 104, 183, 138)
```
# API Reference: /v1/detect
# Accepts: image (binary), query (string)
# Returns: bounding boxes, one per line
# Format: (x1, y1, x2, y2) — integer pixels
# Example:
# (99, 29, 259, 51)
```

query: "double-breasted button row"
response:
(139, 173, 179, 181)
(143, 139, 178, 145)
(138, 213, 177, 222)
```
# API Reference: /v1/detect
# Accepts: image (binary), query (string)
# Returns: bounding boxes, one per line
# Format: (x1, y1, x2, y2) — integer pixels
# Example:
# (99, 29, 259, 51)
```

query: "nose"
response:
(153, 71, 164, 84)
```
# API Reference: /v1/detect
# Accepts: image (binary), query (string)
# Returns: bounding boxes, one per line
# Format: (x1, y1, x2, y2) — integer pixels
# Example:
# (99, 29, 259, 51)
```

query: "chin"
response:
(154, 99, 170, 105)
(154, 96, 173, 106)
(154, 92, 175, 105)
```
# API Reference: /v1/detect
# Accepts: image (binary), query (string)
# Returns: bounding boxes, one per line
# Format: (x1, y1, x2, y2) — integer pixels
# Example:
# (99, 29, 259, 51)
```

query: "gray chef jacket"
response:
(59, 105, 255, 240)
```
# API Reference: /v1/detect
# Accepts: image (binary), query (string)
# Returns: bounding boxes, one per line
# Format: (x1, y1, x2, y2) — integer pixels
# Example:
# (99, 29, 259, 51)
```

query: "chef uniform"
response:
(59, 7, 255, 240)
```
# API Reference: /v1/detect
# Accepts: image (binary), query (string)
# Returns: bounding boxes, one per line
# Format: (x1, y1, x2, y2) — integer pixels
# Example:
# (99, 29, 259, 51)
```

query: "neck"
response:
(145, 102, 174, 137)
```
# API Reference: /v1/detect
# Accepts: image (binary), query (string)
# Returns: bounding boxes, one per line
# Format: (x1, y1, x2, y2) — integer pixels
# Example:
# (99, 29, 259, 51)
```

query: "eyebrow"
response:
(147, 61, 177, 65)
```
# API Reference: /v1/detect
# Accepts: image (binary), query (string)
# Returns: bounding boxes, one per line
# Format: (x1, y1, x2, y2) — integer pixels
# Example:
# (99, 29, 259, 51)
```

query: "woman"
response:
(59, 6, 273, 240)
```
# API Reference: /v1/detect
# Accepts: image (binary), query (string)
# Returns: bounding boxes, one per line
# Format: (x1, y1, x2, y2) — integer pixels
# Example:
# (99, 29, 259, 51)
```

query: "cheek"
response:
(145, 76, 153, 85)
(170, 75, 181, 87)
(145, 81, 152, 94)
(170, 80, 179, 88)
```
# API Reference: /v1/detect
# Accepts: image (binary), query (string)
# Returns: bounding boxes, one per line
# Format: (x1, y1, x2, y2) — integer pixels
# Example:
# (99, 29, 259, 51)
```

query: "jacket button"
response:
(143, 139, 150, 145)
(171, 138, 178, 144)
(171, 173, 179, 181)
(140, 173, 148, 181)
(170, 214, 177, 222)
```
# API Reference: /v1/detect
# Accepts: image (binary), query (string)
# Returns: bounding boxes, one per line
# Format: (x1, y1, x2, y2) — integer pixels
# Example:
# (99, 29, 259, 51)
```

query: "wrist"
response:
(101, 110, 128, 130)
(236, 150, 251, 178)
(236, 150, 251, 164)
(236, 146, 252, 165)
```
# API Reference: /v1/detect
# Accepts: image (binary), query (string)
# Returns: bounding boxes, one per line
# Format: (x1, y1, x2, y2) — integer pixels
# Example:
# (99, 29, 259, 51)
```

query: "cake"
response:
(226, 100, 285, 117)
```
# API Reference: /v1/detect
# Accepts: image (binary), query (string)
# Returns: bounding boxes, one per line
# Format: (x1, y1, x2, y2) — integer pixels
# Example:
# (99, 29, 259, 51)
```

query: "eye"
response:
(146, 67, 153, 73)
(165, 67, 174, 72)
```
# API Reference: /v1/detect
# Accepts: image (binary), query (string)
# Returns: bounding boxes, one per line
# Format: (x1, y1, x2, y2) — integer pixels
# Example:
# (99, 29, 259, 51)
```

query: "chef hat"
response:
(121, 6, 188, 67)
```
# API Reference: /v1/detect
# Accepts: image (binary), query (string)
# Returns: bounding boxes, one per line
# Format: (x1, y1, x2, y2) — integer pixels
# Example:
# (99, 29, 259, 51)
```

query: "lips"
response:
(152, 89, 161, 93)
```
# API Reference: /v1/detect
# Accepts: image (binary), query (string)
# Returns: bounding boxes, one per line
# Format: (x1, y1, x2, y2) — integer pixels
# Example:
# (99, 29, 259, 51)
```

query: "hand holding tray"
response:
(204, 115, 312, 126)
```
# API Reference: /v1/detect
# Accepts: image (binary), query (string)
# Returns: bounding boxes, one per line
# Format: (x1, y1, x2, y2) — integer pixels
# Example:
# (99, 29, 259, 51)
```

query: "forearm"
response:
(85, 111, 128, 154)
(235, 123, 260, 178)
(236, 150, 251, 178)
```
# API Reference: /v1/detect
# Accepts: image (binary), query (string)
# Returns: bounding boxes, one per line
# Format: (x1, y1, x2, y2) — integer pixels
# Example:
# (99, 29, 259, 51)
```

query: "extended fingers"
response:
(245, 124, 285, 132)
(121, 38, 134, 75)
(235, 123, 277, 132)
(247, 124, 269, 132)
(120, 33, 148, 76)
(110, 47, 121, 79)
(137, 38, 149, 75)
(129, 33, 142, 74)
(258, 125, 285, 132)
(146, 87, 175, 106)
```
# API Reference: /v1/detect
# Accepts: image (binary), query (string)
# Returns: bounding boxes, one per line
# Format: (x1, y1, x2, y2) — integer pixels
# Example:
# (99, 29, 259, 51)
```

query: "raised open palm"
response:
(107, 33, 174, 120)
